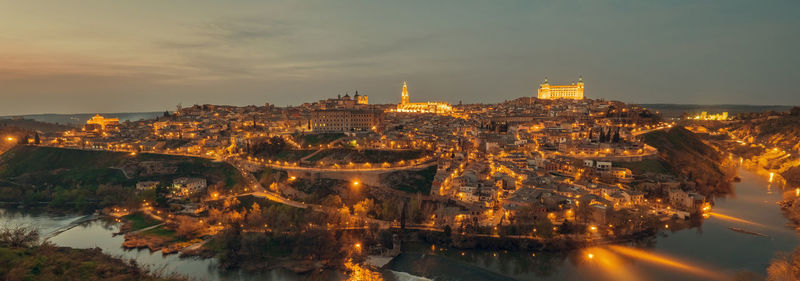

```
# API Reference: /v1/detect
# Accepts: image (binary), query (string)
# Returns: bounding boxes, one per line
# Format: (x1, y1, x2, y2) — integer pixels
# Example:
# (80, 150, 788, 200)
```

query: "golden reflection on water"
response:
(707, 212, 764, 227)
(583, 245, 727, 281)
(344, 259, 383, 281)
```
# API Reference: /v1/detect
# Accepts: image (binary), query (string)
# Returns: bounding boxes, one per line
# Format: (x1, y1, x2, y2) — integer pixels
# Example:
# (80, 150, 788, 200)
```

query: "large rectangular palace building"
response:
(537, 77, 584, 100)
(311, 108, 383, 132)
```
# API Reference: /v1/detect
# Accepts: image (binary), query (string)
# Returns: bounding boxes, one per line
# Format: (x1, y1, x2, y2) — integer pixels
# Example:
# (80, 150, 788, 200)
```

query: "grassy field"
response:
(258, 149, 316, 162)
(381, 165, 437, 194)
(307, 148, 428, 163)
(140, 225, 185, 242)
(123, 212, 161, 231)
(291, 133, 345, 147)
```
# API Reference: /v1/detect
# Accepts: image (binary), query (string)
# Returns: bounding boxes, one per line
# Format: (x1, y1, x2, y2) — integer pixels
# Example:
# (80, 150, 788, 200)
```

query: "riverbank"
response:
(384, 168, 799, 281)
(0, 243, 186, 281)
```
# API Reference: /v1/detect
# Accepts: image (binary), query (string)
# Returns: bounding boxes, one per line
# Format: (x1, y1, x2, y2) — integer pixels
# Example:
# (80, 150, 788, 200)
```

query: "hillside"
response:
(0, 118, 73, 133)
(729, 111, 800, 154)
(642, 126, 735, 195)
(639, 104, 792, 119)
(0, 146, 245, 209)
(1, 112, 163, 126)
(728, 110, 800, 185)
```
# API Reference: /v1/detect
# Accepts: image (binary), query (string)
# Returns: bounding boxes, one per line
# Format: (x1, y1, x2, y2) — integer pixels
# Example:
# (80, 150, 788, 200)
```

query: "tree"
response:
(219, 224, 243, 268)
(765, 247, 800, 281)
(247, 202, 263, 226)
(533, 216, 554, 239)
(174, 216, 203, 239)
(400, 201, 407, 229)
(0, 225, 39, 247)
(353, 199, 375, 218)
(322, 195, 343, 208)
(576, 201, 594, 224)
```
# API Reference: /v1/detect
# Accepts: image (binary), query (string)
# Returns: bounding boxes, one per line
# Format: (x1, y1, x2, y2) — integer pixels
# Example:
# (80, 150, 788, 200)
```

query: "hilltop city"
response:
(8, 76, 797, 280)
(12, 78, 721, 237)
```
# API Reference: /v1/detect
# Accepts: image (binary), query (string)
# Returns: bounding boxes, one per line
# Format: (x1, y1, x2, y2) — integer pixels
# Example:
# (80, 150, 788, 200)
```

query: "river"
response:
(386, 168, 799, 281)
(0, 210, 302, 280)
(1, 167, 797, 281)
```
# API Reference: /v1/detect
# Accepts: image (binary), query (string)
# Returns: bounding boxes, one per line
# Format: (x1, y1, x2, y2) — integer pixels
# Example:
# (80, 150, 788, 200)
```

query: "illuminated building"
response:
(311, 108, 383, 132)
(690, 111, 728, 121)
(314, 91, 368, 109)
(395, 81, 452, 114)
(537, 77, 584, 100)
(85, 114, 120, 132)
(172, 177, 207, 197)
(355, 92, 368, 105)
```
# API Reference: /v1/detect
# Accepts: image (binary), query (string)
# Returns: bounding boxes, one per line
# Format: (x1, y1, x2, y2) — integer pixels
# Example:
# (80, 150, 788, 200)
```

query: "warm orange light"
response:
(607, 245, 727, 281)
(352, 180, 360, 186)
(708, 212, 763, 227)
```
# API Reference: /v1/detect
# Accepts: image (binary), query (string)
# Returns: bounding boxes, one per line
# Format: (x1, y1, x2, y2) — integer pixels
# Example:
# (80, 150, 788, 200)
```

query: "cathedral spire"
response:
(401, 81, 410, 104)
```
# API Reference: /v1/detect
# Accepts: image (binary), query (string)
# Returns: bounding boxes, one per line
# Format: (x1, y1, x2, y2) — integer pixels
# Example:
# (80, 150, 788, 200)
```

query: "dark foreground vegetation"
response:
(0, 225, 185, 281)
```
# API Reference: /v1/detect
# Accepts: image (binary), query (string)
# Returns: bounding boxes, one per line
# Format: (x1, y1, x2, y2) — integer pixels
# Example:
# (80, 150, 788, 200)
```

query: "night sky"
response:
(1, 0, 798, 115)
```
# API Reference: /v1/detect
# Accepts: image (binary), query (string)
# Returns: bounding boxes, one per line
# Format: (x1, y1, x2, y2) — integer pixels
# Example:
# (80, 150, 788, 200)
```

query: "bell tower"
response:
(401, 81, 410, 104)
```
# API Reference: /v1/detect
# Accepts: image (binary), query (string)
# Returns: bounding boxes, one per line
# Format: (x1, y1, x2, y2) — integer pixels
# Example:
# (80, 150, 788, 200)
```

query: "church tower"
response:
(401, 81, 410, 104)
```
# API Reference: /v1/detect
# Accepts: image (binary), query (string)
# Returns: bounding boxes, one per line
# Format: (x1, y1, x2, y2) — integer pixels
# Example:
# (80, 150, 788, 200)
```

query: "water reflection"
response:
(0, 210, 303, 281)
(388, 168, 799, 280)
(1, 167, 797, 281)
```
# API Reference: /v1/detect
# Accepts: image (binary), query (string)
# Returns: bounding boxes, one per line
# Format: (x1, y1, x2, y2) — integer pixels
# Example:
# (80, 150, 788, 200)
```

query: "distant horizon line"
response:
(1, 102, 795, 117)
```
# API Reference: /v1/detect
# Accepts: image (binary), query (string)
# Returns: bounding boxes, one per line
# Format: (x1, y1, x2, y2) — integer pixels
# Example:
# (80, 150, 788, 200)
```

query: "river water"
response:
(387, 168, 799, 281)
(1, 168, 798, 281)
